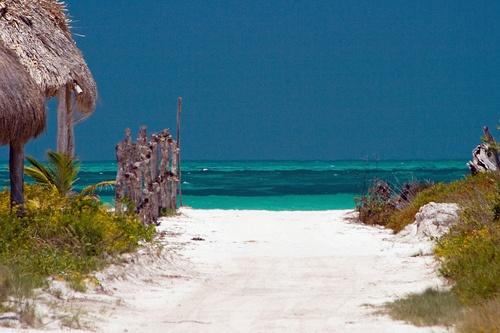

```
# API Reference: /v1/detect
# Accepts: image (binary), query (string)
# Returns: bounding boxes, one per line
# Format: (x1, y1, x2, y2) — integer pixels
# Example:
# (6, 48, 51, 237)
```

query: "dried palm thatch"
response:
(0, 0, 97, 116)
(0, 44, 46, 145)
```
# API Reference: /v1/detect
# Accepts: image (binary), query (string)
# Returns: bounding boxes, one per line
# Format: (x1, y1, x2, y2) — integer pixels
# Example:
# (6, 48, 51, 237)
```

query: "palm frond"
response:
(47, 151, 80, 196)
(81, 180, 116, 196)
(25, 151, 112, 198)
(25, 155, 56, 190)
(25, 151, 80, 196)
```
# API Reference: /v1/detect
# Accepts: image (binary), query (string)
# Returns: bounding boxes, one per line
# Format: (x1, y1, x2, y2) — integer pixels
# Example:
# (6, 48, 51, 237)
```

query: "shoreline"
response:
(172, 207, 356, 212)
(6, 208, 448, 332)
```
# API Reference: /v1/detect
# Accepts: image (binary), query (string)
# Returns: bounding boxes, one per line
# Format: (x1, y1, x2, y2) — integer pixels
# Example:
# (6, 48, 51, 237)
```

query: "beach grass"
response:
(458, 296, 500, 333)
(0, 184, 154, 324)
(384, 288, 463, 327)
(386, 290, 500, 333)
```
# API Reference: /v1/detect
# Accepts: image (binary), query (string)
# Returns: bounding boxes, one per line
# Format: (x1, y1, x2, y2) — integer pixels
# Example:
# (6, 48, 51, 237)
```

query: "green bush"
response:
(387, 173, 499, 232)
(388, 173, 500, 304)
(0, 185, 154, 307)
(381, 172, 500, 328)
(436, 201, 500, 304)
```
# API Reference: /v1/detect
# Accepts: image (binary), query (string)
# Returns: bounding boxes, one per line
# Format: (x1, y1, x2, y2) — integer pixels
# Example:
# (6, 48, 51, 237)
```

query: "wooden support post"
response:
(9, 142, 25, 211)
(57, 85, 74, 156)
(57, 87, 68, 154)
(66, 85, 75, 157)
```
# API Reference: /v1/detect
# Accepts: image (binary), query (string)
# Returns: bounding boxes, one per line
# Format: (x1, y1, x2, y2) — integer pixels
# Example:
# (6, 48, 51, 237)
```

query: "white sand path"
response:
(98, 209, 448, 333)
(7, 209, 450, 332)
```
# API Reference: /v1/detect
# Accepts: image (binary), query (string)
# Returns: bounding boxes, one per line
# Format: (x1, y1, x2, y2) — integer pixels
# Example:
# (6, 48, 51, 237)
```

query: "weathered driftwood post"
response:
(171, 139, 179, 209)
(115, 128, 131, 213)
(468, 126, 500, 174)
(177, 97, 183, 206)
(115, 125, 180, 224)
(482, 126, 500, 167)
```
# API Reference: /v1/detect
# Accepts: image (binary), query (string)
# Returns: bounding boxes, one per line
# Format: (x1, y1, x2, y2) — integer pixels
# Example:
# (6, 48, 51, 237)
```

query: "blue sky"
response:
(1, 0, 499, 161)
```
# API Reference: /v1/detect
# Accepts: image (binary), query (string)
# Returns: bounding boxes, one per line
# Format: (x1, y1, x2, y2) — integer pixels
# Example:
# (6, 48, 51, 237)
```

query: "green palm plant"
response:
(24, 151, 115, 196)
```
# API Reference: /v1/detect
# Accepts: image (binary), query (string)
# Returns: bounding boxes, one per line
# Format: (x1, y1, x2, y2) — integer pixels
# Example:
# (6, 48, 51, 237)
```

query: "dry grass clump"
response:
(459, 296, 500, 333)
(355, 179, 432, 227)
(385, 290, 500, 333)
(384, 288, 463, 327)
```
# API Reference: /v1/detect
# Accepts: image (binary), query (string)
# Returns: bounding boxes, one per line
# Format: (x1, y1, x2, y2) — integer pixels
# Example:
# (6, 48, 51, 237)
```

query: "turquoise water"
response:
(0, 160, 468, 210)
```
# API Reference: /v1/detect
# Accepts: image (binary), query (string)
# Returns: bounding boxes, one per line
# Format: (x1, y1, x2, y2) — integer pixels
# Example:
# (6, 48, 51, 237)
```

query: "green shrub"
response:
(386, 172, 499, 304)
(383, 172, 500, 329)
(0, 185, 154, 308)
(436, 203, 500, 304)
(387, 173, 499, 232)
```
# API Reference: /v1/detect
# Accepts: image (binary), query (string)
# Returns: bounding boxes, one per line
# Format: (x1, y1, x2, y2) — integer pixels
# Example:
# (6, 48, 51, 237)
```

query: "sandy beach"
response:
(7, 208, 449, 333)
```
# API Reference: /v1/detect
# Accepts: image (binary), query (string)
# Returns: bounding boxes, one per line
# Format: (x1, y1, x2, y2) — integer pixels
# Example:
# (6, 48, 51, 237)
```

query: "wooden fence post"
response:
(114, 123, 180, 224)
(177, 97, 182, 207)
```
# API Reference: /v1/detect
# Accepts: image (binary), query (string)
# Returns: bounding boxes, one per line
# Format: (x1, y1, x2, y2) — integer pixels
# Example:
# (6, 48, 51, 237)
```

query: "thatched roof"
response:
(0, 44, 46, 145)
(0, 0, 97, 116)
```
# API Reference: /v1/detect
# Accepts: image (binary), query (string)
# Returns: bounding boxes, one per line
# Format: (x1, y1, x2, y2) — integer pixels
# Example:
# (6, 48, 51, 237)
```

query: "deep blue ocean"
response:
(0, 160, 468, 210)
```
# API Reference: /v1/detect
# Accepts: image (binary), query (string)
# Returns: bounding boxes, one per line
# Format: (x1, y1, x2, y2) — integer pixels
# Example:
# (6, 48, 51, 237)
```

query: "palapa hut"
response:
(0, 44, 46, 206)
(0, 0, 97, 156)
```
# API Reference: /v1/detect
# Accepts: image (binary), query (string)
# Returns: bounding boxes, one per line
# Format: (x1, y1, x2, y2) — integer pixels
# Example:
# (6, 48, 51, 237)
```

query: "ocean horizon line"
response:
(0, 158, 469, 164)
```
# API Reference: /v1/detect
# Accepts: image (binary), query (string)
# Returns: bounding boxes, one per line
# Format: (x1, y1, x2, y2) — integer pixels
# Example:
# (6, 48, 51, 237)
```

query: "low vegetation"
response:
(0, 152, 155, 326)
(357, 172, 500, 332)
(386, 289, 500, 332)
(25, 150, 115, 196)
(387, 173, 499, 232)
(458, 297, 500, 333)
(355, 179, 432, 227)
(384, 288, 463, 327)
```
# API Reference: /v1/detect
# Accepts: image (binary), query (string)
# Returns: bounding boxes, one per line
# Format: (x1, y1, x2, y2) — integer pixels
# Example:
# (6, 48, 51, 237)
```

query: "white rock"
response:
(401, 202, 460, 240)
(396, 202, 460, 255)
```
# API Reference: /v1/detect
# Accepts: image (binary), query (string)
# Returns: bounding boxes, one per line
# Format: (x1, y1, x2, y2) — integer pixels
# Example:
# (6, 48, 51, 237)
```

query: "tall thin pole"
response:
(176, 97, 183, 207)
(66, 85, 75, 157)
(56, 87, 68, 154)
(56, 85, 75, 157)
